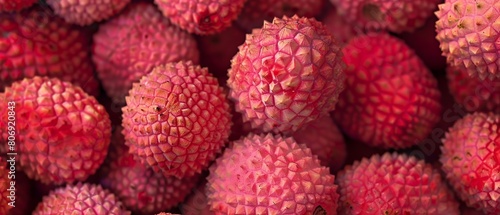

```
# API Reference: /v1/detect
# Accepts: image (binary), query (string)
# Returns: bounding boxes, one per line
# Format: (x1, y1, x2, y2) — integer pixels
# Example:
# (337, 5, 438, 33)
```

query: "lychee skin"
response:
(227, 15, 346, 134)
(336, 152, 460, 215)
(440, 112, 500, 214)
(206, 134, 339, 215)
(33, 183, 131, 215)
(236, 0, 323, 32)
(0, 0, 37, 12)
(181, 183, 213, 215)
(446, 66, 500, 114)
(333, 33, 442, 149)
(0, 6, 100, 96)
(122, 61, 232, 178)
(435, 0, 500, 80)
(0, 76, 111, 185)
(329, 0, 439, 33)
(46, 0, 131, 26)
(154, 0, 247, 35)
(92, 2, 199, 105)
(321, 7, 359, 46)
(0, 158, 12, 215)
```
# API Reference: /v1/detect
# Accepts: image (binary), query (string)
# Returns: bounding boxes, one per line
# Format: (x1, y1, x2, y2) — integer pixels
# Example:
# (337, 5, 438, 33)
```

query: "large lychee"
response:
(122, 61, 232, 178)
(336, 152, 460, 214)
(333, 33, 442, 149)
(0, 6, 100, 96)
(440, 112, 500, 214)
(92, 2, 199, 105)
(46, 0, 131, 26)
(435, 0, 500, 80)
(206, 134, 339, 214)
(0, 76, 111, 185)
(0, 0, 37, 12)
(227, 15, 346, 134)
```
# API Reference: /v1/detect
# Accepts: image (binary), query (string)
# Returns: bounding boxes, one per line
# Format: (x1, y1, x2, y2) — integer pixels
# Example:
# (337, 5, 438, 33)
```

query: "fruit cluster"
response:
(0, 0, 499, 214)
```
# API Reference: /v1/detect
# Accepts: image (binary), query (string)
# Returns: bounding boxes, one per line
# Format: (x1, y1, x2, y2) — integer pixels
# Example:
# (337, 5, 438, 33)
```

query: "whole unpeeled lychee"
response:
(435, 0, 500, 80)
(122, 61, 232, 178)
(206, 134, 339, 214)
(46, 0, 131, 26)
(333, 33, 442, 149)
(0, 6, 100, 96)
(33, 183, 130, 215)
(336, 152, 460, 214)
(440, 112, 500, 214)
(154, 0, 246, 35)
(0, 0, 37, 12)
(227, 15, 346, 134)
(92, 2, 199, 105)
(0, 76, 111, 185)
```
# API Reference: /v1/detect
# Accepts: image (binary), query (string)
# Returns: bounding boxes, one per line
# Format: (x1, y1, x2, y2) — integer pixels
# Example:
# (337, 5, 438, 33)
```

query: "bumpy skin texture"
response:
(46, 0, 131, 26)
(333, 33, 442, 149)
(0, 0, 36, 12)
(206, 134, 339, 215)
(321, 7, 359, 46)
(33, 183, 130, 215)
(227, 15, 346, 134)
(92, 2, 199, 105)
(292, 115, 347, 172)
(154, 0, 246, 35)
(0, 6, 100, 96)
(447, 66, 500, 113)
(0, 76, 111, 185)
(236, 0, 323, 32)
(336, 152, 460, 215)
(0, 158, 12, 215)
(329, 0, 439, 33)
(122, 61, 232, 178)
(435, 0, 500, 80)
(440, 112, 500, 214)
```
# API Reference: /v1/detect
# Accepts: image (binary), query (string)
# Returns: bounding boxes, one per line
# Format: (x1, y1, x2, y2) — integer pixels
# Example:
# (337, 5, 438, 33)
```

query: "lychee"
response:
(440, 112, 500, 214)
(336, 152, 460, 214)
(92, 2, 199, 105)
(0, 76, 111, 185)
(122, 61, 232, 178)
(206, 134, 339, 214)
(0, 0, 37, 12)
(154, 0, 247, 35)
(33, 183, 130, 215)
(46, 0, 131, 26)
(333, 33, 442, 149)
(227, 15, 346, 134)
(435, 0, 500, 80)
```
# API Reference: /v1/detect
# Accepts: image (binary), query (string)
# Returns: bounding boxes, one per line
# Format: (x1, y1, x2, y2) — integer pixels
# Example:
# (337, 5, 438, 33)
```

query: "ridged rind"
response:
(122, 61, 232, 178)
(206, 133, 339, 215)
(154, 0, 247, 35)
(33, 183, 131, 215)
(227, 15, 346, 134)
(0, 76, 111, 185)
(333, 33, 442, 149)
(336, 152, 460, 215)
(435, 0, 500, 80)
(92, 2, 199, 105)
(46, 0, 131, 25)
(440, 112, 500, 214)
(0, 0, 37, 12)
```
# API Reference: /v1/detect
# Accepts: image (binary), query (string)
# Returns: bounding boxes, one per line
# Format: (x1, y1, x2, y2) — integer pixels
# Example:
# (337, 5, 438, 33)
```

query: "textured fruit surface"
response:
(236, 0, 323, 31)
(333, 33, 442, 149)
(0, 76, 111, 185)
(0, 6, 100, 96)
(46, 0, 131, 25)
(122, 61, 232, 178)
(154, 0, 246, 35)
(0, 0, 37, 12)
(227, 15, 346, 134)
(336, 152, 460, 214)
(435, 0, 500, 80)
(206, 134, 339, 214)
(321, 7, 359, 45)
(92, 2, 199, 105)
(292, 115, 347, 172)
(440, 112, 500, 214)
(33, 183, 130, 215)
(329, 0, 439, 33)
(447, 66, 500, 113)
(0, 158, 12, 215)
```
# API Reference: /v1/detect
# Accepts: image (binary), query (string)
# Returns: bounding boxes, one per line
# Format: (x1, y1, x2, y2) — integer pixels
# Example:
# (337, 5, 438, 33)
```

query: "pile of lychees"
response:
(0, 0, 499, 214)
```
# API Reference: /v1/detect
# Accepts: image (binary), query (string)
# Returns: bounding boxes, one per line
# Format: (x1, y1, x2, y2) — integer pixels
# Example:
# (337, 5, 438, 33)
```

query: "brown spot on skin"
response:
(362, 3, 384, 22)
(313, 205, 327, 215)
